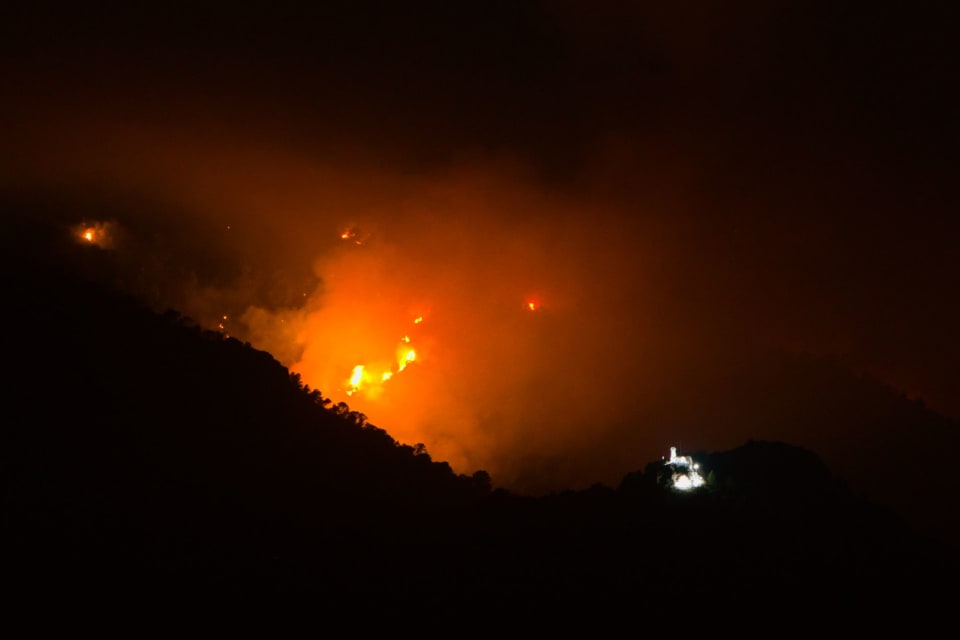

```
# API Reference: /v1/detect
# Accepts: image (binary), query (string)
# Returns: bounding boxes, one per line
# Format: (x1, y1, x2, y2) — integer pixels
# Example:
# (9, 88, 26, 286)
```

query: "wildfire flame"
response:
(339, 226, 368, 245)
(397, 346, 416, 372)
(346, 364, 366, 396)
(74, 221, 113, 248)
(342, 315, 423, 397)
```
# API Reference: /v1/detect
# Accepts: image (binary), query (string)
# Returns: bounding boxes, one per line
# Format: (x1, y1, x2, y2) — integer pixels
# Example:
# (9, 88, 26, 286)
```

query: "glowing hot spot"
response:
(397, 347, 416, 372)
(346, 364, 366, 395)
(74, 221, 113, 248)
(339, 226, 367, 245)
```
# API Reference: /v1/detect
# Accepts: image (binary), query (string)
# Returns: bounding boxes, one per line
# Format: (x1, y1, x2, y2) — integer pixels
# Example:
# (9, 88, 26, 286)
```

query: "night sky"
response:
(3, 2, 958, 497)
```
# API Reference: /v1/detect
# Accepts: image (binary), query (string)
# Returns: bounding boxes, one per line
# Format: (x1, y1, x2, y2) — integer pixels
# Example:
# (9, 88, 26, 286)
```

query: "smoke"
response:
(2, 1, 957, 496)
(1, 111, 730, 489)
(203, 163, 697, 489)
(3, 104, 958, 494)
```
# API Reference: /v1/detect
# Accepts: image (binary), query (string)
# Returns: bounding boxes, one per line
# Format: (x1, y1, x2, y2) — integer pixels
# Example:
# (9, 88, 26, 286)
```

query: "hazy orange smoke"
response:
(236, 175, 676, 483)
(17, 111, 960, 496)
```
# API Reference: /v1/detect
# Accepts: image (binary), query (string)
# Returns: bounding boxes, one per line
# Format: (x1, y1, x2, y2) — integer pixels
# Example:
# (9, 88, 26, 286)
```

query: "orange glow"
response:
(62, 154, 670, 491)
(74, 221, 113, 248)
(346, 364, 365, 395)
(279, 205, 626, 483)
(12, 92, 954, 520)
(397, 347, 416, 372)
(339, 226, 367, 245)
(337, 324, 423, 399)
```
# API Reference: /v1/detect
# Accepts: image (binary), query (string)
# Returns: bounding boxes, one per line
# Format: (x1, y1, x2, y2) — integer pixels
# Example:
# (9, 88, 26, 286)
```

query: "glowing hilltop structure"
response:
(665, 446, 706, 491)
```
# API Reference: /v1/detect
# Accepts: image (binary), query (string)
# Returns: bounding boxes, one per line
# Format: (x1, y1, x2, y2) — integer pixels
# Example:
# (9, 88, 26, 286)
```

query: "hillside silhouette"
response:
(3, 209, 956, 627)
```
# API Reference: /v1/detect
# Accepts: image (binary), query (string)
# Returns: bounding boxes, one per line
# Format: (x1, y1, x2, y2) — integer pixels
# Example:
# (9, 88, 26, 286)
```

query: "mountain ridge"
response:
(2, 208, 956, 624)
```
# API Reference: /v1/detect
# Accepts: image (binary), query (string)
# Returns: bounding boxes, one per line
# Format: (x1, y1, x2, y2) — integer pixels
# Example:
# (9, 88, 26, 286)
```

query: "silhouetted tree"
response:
(308, 389, 331, 408)
(468, 470, 492, 493)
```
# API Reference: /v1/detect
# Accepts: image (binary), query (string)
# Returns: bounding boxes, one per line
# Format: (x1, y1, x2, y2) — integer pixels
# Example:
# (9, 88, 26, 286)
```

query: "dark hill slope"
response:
(691, 352, 960, 544)
(3, 213, 491, 610)
(2, 210, 955, 627)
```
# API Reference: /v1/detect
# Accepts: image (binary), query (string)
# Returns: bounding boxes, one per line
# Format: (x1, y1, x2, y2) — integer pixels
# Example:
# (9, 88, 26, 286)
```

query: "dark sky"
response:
(2, 1, 958, 492)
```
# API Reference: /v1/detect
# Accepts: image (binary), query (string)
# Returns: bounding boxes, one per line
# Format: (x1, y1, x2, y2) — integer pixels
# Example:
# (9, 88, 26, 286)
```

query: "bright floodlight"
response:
(665, 446, 706, 491)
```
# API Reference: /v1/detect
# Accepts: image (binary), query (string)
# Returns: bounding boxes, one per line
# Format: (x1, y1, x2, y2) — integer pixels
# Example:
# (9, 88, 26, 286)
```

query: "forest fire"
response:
(339, 226, 368, 245)
(3, 0, 956, 550)
(398, 346, 416, 371)
(74, 222, 113, 249)
(346, 364, 366, 395)
(342, 317, 422, 398)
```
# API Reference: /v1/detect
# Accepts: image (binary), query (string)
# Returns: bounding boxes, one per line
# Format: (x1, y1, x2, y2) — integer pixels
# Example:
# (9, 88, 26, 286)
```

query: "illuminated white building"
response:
(665, 446, 706, 491)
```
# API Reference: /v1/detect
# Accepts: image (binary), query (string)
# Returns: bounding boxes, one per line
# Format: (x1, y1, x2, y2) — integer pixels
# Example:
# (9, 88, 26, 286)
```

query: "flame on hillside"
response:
(345, 316, 422, 397)
(74, 221, 114, 249)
